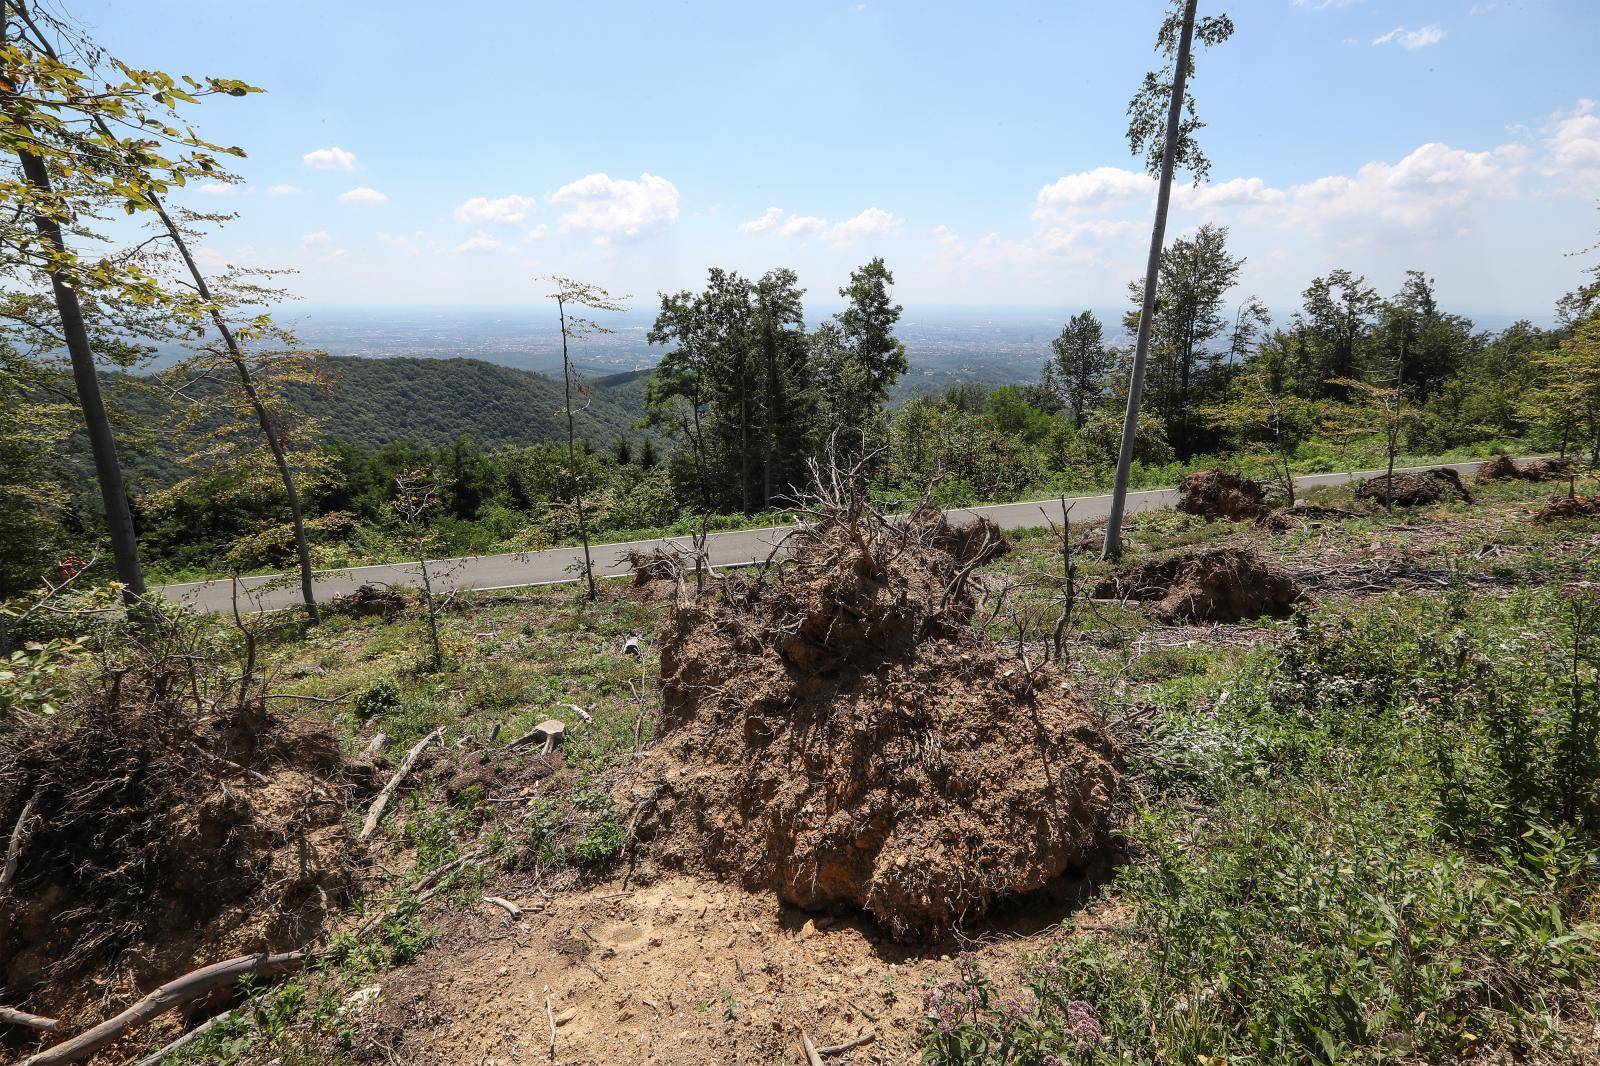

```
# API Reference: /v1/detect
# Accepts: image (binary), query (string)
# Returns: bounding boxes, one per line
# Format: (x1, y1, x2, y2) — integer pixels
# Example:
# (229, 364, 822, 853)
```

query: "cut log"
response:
(360, 727, 443, 841)
(21, 952, 306, 1066)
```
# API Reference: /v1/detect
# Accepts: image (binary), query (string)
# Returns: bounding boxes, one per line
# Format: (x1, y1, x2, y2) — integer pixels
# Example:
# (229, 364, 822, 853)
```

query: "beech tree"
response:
(1103, 0, 1234, 559)
(0, 0, 259, 602)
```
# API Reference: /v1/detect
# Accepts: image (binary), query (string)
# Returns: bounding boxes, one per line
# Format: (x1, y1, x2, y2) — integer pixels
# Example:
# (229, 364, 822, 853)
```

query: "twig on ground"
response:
(360, 727, 444, 840)
(817, 1032, 876, 1056)
(544, 988, 557, 1061)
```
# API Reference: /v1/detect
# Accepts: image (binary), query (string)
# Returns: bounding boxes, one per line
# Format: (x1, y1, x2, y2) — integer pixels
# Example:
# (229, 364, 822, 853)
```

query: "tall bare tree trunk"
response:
(557, 297, 598, 600)
(1103, 0, 1197, 561)
(145, 198, 321, 623)
(6, 145, 146, 601)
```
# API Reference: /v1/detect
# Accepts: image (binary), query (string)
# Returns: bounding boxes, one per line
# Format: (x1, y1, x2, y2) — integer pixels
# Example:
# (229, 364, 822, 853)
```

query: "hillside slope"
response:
(291, 356, 646, 449)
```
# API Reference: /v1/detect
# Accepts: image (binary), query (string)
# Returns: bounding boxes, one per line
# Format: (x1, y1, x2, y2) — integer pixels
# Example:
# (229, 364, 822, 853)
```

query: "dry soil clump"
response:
(1176, 468, 1270, 521)
(0, 670, 363, 1032)
(1356, 467, 1473, 507)
(1257, 503, 1363, 532)
(622, 504, 1118, 940)
(1094, 546, 1305, 624)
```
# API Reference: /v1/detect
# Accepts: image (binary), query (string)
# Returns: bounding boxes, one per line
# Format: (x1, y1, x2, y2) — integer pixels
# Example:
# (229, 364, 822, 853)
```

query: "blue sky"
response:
(77, 0, 1600, 318)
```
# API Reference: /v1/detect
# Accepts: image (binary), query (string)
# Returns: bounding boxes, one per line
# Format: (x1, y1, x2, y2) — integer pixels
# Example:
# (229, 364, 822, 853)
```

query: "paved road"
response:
(158, 457, 1513, 614)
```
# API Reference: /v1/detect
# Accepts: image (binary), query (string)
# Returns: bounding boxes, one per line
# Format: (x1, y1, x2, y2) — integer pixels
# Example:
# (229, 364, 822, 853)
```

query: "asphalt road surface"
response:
(158, 457, 1516, 614)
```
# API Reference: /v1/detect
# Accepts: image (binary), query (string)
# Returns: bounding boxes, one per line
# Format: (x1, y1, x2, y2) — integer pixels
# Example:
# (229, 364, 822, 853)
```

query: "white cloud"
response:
(454, 194, 538, 226)
(1033, 167, 1154, 220)
(338, 186, 389, 206)
(1372, 24, 1446, 50)
(738, 206, 786, 234)
(1546, 100, 1600, 185)
(1278, 140, 1520, 240)
(195, 181, 247, 196)
(823, 207, 903, 245)
(1292, 0, 1362, 8)
(932, 225, 961, 248)
(1469, 3, 1497, 14)
(303, 146, 357, 171)
(1174, 176, 1287, 212)
(549, 172, 679, 241)
(266, 184, 301, 197)
(778, 215, 827, 237)
(524, 224, 550, 242)
(299, 230, 346, 262)
(453, 232, 503, 254)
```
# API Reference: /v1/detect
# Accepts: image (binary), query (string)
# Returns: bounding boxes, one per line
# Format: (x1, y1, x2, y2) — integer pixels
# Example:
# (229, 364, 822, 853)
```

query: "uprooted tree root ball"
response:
(1257, 503, 1363, 532)
(619, 503, 1117, 940)
(1356, 467, 1473, 507)
(0, 669, 365, 1032)
(1094, 546, 1305, 624)
(1176, 468, 1270, 521)
(1533, 494, 1600, 523)
(1478, 455, 1575, 482)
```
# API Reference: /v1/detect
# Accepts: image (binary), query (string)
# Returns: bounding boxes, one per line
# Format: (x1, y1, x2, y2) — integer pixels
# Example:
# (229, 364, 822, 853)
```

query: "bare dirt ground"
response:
(372, 870, 1116, 1066)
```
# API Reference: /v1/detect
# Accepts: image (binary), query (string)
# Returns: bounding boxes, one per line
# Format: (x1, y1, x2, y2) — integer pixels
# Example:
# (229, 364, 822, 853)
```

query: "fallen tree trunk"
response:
(21, 951, 306, 1066)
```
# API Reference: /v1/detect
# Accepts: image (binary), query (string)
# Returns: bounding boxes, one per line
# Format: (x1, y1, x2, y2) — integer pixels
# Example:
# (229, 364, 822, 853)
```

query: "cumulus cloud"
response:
(738, 206, 786, 234)
(1372, 24, 1446, 50)
(549, 172, 679, 241)
(196, 181, 248, 196)
(454, 194, 538, 226)
(338, 186, 389, 206)
(453, 233, 503, 254)
(779, 215, 827, 237)
(823, 207, 902, 245)
(1033, 167, 1154, 220)
(1174, 177, 1287, 212)
(525, 224, 550, 242)
(738, 206, 901, 244)
(1274, 140, 1521, 242)
(300, 231, 332, 247)
(303, 146, 357, 171)
(1545, 100, 1600, 185)
(266, 184, 301, 197)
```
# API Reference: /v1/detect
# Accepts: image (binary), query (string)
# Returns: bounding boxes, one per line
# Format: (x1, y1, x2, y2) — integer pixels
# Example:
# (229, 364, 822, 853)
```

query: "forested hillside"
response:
(110, 355, 647, 456)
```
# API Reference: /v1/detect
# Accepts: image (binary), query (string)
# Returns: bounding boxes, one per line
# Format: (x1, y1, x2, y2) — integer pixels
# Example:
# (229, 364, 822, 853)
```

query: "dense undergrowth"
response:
(925, 587, 1600, 1064)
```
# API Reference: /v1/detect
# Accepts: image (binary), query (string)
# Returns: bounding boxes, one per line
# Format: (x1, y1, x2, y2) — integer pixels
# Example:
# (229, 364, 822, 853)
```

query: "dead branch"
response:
(359, 727, 444, 841)
(816, 1032, 876, 1056)
(544, 988, 557, 1061)
(482, 896, 523, 920)
(1, 791, 40, 894)
(129, 1007, 235, 1066)
(796, 1021, 826, 1066)
(20, 951, 307, 1066)
(0, 1005, 59, 1032)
